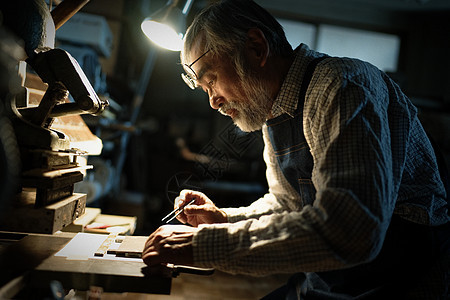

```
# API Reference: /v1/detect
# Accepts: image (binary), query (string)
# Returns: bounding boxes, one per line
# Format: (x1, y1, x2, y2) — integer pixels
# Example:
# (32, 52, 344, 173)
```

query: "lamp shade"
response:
(141, 2, 186, 51)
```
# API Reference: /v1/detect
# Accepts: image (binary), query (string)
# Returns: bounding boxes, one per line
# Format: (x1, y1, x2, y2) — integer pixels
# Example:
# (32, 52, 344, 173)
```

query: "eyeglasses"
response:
(181, 49, 210, 90)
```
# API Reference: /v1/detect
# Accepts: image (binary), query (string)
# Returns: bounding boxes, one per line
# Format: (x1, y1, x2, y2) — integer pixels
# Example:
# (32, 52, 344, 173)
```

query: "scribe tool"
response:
(161, 198, 196, 223)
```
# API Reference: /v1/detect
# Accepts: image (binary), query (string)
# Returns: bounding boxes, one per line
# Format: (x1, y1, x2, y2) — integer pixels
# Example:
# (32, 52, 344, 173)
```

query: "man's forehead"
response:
(188, 36, 207, 63)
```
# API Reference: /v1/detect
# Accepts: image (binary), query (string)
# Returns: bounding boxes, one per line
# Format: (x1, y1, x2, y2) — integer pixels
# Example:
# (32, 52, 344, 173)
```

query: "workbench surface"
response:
(0, 232, 172, 298)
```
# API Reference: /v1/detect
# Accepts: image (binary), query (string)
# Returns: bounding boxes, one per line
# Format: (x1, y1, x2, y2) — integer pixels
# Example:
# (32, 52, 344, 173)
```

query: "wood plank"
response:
(30, 258, 172, 294)
(0, 192, 86, 234)
(114, 236, 148, 258)
(0, 234, 72, 289)
(0, 234, 172, 295)
(31, 234, 172, 294)
(84, 213, 137, 235)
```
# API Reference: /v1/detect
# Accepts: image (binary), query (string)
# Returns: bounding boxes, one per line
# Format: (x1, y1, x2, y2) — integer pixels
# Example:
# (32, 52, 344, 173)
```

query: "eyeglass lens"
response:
(181, 49, 210, 89)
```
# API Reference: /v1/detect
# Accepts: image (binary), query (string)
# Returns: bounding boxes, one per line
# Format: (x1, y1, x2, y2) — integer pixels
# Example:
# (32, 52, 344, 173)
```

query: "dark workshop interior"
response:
(0, 0, 449, 299)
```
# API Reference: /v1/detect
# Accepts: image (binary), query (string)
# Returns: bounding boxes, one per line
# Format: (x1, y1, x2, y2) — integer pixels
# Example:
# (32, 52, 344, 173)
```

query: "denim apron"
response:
(265, 56, 327, 204)
(263, 57, 450, 299)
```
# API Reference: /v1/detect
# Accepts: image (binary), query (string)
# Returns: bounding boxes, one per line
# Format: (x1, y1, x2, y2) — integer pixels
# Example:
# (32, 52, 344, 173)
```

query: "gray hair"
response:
(181, 0, 292, 79)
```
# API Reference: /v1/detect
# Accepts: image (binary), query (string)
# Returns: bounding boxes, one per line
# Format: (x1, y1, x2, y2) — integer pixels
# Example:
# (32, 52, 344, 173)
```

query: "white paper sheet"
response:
(55, 232, 141, 262)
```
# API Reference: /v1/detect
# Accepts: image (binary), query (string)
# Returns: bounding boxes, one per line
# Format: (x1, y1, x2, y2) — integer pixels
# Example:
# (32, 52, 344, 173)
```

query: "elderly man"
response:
(143, 0, 449, 298)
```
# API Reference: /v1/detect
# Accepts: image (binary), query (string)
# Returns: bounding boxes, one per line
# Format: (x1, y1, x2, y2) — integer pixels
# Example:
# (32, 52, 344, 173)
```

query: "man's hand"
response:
(175, 189, 228, 227)
(142, 225, 198, 266)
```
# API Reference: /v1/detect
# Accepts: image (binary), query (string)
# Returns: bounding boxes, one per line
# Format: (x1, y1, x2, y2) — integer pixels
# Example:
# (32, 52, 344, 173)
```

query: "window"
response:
(317, 25, 400, 72)
(278, 18, 316, 50)
(279, 19, 400, 72)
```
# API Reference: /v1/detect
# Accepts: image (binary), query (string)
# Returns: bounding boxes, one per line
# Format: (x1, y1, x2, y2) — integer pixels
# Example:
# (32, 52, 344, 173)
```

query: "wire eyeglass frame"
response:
(181, 49, 210, 90)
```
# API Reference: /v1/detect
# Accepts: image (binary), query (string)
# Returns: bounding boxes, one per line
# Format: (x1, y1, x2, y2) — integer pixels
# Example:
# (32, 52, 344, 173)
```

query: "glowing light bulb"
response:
(141, 20, 183, 51)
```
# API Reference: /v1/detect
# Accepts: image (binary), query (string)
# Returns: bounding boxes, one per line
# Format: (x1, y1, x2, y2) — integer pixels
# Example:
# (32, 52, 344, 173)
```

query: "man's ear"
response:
(245, 28, 269, 67)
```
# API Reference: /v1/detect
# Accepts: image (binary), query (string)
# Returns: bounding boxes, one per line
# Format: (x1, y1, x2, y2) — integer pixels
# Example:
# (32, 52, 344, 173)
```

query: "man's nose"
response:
(209, 93, 224, 110)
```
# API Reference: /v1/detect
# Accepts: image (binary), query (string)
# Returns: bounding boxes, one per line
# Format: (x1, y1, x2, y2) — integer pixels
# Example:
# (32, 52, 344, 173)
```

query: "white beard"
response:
(219, 75, 273, 132)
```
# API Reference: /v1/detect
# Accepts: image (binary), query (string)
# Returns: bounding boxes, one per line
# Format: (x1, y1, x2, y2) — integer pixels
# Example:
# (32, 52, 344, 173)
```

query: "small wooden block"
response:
(114, 236, 148, 258)
(62, 207, 101, 232)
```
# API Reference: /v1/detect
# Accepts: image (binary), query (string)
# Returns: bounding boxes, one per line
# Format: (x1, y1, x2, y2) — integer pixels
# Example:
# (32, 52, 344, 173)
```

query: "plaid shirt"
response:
(192, 44, 448, 276)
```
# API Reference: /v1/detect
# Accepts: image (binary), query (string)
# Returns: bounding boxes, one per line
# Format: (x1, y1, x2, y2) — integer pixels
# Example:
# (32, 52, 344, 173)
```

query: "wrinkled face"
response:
(182, 42, 273, 132)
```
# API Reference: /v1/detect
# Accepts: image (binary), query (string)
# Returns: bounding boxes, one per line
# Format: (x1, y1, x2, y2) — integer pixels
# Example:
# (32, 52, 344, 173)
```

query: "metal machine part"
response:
(1, 0, 108, 152)
(0, 0, 107, 233)
(24, 48, 108, 118)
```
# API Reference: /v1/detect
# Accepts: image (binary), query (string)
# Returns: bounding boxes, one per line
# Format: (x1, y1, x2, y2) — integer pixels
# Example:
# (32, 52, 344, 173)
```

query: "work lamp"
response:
(141, 0, 194, 51)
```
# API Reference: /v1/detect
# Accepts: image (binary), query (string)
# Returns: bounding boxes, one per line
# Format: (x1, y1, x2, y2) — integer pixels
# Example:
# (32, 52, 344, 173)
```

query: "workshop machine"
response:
(0, 0, 108, 234)
(0, 0, 172, 297)
(0, 2, 213, 297)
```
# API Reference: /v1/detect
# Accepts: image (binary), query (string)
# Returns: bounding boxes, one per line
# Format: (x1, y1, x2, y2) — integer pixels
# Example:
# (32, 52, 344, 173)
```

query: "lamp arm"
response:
(181, 0, 194, 15)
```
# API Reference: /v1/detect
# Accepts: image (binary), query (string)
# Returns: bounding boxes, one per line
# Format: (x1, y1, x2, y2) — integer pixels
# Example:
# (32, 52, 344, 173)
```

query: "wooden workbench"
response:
(0, 232, 172, 298)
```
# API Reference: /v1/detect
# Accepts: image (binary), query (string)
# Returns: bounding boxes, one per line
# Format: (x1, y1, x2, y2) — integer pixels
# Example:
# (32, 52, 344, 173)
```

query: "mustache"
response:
(218, 103, 233, 116)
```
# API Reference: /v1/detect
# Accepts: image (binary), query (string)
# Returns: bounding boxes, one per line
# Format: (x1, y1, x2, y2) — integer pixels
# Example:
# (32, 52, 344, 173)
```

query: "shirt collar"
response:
(270, 44, 321, 118)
